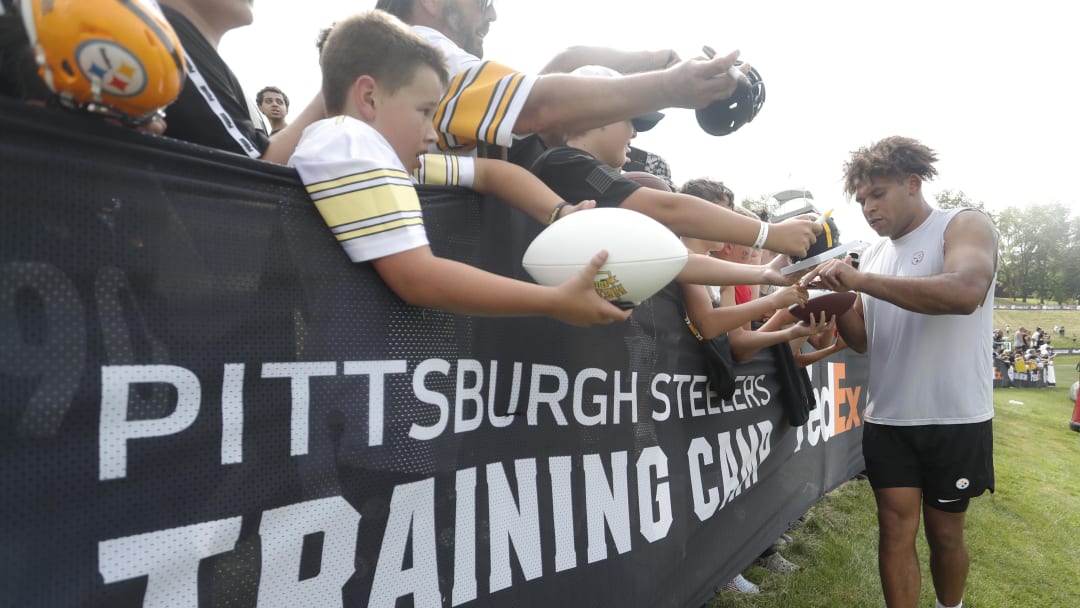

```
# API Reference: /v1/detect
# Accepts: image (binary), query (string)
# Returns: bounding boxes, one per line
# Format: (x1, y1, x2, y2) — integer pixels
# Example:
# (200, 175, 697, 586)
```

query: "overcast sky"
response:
(220, 0, 1079, 243)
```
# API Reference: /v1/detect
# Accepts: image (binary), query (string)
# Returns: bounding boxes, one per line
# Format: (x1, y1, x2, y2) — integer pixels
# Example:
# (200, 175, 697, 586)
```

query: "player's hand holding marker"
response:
(800, 254, 859, 293)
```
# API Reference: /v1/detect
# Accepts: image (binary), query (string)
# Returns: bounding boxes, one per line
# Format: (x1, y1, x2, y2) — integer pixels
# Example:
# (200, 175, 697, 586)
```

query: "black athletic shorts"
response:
(862, 421, 994, 513)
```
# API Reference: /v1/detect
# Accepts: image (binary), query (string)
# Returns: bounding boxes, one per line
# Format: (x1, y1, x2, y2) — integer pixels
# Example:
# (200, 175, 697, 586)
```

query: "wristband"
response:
(548, 201, 572, 225)
(751, 220, 769, 249)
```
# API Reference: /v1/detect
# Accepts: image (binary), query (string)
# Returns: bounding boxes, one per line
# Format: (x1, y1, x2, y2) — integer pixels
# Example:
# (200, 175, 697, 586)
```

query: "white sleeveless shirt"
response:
(859, 208, 996, 426)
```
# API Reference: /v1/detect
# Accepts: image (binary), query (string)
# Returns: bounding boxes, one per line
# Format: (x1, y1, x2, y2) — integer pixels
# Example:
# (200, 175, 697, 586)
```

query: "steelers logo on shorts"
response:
(955, 477, 970, 490)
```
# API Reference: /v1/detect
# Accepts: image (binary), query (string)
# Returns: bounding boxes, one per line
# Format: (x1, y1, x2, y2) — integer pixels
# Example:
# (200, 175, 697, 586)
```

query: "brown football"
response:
(788, 291, 857, 323)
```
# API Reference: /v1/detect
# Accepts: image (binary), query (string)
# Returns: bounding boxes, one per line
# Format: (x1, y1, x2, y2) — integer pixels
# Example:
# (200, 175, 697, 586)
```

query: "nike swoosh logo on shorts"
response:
(937, 498, 962, 503)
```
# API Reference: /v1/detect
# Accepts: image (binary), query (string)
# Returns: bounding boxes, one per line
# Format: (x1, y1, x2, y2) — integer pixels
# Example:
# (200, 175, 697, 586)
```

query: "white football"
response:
(522, 207, 688, 307)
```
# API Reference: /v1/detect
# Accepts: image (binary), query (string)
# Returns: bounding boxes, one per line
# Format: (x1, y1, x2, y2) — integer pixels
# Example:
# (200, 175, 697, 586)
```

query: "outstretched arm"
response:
(719, 287, 831, 361)
(805, 210, 997, 315)
(517, 51, 744, 138)
(620, 188, 822, 258)
(373, 246, 630, 326)
(791, 334, 846, 368)
(539, 46, 679, 75)
(534, 47, 680, 145)
(683, 284, 805, 339)
(472, 158, 576, 223)
(729, 312, 834, 362)
(677, 253, 800, 287)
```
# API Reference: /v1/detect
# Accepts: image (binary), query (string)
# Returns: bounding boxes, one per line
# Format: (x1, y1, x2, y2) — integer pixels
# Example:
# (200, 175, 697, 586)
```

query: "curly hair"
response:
(842, 136, 939, 197)
(680, 177, 734, 209)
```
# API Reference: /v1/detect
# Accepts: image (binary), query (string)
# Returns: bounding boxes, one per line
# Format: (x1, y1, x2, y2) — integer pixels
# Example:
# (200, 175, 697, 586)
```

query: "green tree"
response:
(741, 194, 771, 219)
(935, 189, 995, 221)
(1053, 215, 1080, 304)
(1032, 203, 1071, 303)
(995, 206, 1030, 300)
(742, 189, 815, 220)
(995, 202, 1074, 303)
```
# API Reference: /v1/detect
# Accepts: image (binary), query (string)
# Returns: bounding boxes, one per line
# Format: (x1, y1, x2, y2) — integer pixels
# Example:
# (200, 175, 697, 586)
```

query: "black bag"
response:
(768, 341, 816, 427)
(681, 310, 738, 400)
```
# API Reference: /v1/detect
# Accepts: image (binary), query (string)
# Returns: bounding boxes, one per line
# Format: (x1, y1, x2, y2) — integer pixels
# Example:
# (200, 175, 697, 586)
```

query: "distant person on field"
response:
(256, 85, 289, 135)
(804, 136, 998, 608)
(289, 11, 628, 327)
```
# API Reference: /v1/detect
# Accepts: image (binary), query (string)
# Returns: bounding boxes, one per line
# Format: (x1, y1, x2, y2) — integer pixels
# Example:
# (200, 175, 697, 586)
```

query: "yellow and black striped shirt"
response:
(289, 116, 475, 262)
(414, 26, 538, 154)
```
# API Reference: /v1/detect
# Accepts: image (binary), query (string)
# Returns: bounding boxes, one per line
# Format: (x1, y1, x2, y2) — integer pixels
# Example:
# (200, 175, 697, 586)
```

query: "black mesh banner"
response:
(0, 99, 867, 608)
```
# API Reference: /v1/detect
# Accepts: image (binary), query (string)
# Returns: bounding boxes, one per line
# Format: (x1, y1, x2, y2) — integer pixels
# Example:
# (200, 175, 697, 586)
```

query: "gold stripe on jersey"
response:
(414, 154, 462, 186)
(335, 216, 425, 243)
(305, 168, 411, 196)
(310, 182, 421, 230)
(434, 61, 526, 152)
(434, 64, 474, 151)
(482, 72, 525, 145)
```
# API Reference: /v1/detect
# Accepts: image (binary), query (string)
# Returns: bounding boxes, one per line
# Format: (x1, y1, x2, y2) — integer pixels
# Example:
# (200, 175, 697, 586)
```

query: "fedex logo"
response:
(793, 361, 865, 452)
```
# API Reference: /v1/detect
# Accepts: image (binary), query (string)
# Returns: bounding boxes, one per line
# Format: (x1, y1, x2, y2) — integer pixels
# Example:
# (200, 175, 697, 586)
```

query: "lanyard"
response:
(182, 51, 260, 158)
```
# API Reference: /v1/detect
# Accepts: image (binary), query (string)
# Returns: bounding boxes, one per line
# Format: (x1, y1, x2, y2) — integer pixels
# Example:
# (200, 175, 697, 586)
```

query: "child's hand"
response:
(759, 252, 795, 285)
(770, 285, 809, 309)
(792, 311, 835, 338)
(556, 199, 597, 221)
(766, 217, 822, 258)
(552, 250, 633, 326)
(816, 315, 837, 337)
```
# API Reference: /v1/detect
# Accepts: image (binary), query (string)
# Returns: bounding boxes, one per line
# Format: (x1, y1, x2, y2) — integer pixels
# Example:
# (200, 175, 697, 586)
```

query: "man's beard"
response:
(443, 5, 485, 57)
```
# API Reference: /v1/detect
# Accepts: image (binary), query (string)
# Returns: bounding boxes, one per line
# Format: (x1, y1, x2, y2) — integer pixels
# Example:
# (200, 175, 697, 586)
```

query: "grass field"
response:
(707, 355, 1080, 608)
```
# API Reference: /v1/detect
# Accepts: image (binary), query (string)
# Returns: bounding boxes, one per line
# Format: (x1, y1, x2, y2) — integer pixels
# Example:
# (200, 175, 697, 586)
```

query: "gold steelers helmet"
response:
(19, 0, 187, 124)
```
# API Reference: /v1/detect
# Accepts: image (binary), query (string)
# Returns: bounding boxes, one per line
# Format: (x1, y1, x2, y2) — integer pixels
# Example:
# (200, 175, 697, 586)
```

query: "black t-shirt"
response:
(0, 1, 50, 101)
(161, 6, 269, 156)
(508, 133, 547, 168)
(530, 145, 641, 207)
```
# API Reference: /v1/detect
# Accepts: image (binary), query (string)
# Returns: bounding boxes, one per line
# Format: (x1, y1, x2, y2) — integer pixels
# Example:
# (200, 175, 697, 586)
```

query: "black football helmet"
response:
(696, 62, 766, 136)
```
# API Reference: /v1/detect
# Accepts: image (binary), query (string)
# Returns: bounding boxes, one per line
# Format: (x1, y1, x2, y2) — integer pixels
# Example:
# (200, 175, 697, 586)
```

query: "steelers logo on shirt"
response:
(955, 477, 970, 490)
